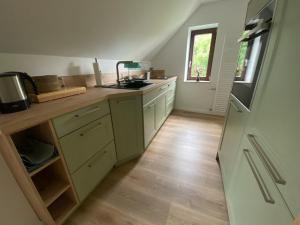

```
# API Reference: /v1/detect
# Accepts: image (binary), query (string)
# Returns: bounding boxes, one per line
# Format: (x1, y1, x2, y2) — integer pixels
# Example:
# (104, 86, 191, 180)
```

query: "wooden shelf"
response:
(29, 156, 60, 177)
(9, 121, 78, 225)
(48, 188, 77, 224)
(42, 181, 70, 207)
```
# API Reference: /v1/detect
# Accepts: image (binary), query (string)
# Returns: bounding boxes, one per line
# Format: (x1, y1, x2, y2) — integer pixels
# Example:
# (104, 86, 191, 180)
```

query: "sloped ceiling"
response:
(0, 0, 218, 61)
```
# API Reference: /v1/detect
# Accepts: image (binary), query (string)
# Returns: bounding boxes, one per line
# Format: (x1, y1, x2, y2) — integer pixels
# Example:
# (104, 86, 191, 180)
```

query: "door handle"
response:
(230, 100, 242, 113)
(247, 134, 286, 185)
(243, 149, 275, 204)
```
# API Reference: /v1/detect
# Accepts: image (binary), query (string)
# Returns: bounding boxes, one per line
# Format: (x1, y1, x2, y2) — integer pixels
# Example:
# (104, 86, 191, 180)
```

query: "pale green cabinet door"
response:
(143, 102, 156, 148)
(228, 138, 293, 225)
(219, 97, 249, 192)
(109, 95, 144, 163)
(72, 142, 116, 201)
(247, 0, 300, 217)
(155, 94, 166, 130)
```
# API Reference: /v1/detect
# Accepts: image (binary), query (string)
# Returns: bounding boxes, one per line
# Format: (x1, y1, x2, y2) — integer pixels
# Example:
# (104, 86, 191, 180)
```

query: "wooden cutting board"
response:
(30, 87, 87, 103)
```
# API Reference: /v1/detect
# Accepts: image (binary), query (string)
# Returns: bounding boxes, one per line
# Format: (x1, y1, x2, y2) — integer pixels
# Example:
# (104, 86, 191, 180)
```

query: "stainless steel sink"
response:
(101, 80, 152, 90)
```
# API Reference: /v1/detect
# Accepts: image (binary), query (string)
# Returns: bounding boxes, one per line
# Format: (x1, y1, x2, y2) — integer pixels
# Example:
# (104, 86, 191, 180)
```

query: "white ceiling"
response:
(0, 0, 218, 60)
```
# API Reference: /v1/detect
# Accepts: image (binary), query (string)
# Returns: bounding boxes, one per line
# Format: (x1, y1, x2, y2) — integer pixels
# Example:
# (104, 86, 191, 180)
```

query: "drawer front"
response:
(143, 83, 169, 105)
(60, 114, 114, 173)
(143, 88, 160, 105)
(72, 142, 117, 201)
(53, 100, 110, 138)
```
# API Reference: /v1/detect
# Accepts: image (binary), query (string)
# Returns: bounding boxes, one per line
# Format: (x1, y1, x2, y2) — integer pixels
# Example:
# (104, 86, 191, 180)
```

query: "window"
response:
(186, 27, 217, 81)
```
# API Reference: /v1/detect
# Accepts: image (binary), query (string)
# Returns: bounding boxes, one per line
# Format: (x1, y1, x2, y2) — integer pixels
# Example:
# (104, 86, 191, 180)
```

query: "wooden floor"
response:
(66, 112, 228, 225)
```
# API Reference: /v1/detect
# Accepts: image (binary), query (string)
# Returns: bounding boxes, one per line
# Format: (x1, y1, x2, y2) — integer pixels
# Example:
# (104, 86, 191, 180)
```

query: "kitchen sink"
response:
(101, 80, 152, 90)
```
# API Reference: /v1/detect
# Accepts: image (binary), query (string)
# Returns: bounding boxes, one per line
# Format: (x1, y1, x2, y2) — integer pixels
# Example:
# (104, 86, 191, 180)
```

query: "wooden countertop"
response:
(0, 77, 177, 135)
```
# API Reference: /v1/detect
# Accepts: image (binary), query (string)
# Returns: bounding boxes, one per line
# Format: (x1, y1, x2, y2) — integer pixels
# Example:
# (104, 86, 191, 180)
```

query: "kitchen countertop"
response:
(0, 77, 177, 135)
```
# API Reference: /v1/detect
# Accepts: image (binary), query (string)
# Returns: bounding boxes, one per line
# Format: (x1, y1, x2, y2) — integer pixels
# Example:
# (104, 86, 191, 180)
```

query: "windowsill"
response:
(183, 80, 211, 83)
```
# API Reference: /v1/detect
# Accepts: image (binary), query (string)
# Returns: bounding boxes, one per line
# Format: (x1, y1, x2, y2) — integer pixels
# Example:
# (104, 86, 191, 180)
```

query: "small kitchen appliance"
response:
(0, 72, 38, 113)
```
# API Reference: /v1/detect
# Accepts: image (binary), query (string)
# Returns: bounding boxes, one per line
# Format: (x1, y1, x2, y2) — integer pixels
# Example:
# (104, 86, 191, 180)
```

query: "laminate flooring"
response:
(66, 111, 227, 225)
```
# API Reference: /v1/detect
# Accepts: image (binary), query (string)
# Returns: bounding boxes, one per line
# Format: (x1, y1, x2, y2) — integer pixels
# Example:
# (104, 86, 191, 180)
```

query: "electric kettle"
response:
(0, 72, 38, 113)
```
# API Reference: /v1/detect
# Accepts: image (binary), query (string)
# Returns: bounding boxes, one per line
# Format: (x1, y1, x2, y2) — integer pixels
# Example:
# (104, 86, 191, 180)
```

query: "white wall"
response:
(0, 53, 151, 76)
(152, 0, 248, 115)
(0, 153, 42, 225)
(0, 53, 110, 75)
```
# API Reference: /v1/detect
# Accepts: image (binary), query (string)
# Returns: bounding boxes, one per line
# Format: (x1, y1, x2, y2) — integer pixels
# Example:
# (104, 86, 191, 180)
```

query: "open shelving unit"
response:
(9, 121, 79, 225)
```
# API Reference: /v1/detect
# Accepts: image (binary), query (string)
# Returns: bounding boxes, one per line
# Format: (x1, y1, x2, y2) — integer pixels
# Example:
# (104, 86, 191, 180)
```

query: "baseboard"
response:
(173, 109, 225, 120)
(174, 107, 225, 117)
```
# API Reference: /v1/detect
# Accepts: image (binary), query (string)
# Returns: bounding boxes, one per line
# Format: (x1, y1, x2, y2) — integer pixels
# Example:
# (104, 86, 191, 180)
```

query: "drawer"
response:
(143, 83, 169, 105)
(59, 114, 114, 173)
(53, 100, 110, 138)
(72, 141, 116, 201)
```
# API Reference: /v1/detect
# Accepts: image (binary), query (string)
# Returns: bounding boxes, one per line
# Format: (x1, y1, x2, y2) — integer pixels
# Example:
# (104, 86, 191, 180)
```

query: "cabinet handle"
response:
(74, 106, 101, 118)
(247, 134, 286, 185)
(243, 149, 275, 204)
(88, 150, 107, 168)
(79, 122, 102, 137)
(230, 100, 242, 113)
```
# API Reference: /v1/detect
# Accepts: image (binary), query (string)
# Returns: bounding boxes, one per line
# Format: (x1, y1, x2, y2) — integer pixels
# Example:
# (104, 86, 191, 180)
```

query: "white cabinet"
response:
(228, 137, 293, 225)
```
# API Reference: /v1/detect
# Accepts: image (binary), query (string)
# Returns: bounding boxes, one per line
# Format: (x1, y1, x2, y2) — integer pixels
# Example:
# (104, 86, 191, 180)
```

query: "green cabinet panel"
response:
(109, 95, 144, 163)
(59, 115, 114, 173)
(247, 0, 300, 217)
(143, 84, 169, 105)
(166, 98, 175, 116)
(219, 97, 249, 192)
(72, 141, 116, 202)
(52, 100, 110, 138)
(155, 94, 166, 130)
(228, 137, 293, 225)
(143, 102, 156, 148)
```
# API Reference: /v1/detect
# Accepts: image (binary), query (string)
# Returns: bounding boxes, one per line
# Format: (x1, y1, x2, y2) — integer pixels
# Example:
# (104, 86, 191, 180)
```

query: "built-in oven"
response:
(231, 0, 275, 110)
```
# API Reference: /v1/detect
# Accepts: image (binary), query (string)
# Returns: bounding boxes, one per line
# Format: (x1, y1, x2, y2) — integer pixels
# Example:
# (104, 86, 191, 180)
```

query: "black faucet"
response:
(116, 61, 133, 86)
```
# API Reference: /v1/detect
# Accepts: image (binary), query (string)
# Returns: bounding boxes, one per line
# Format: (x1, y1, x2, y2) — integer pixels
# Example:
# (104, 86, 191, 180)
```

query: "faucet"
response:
(116, 61, 133, 86)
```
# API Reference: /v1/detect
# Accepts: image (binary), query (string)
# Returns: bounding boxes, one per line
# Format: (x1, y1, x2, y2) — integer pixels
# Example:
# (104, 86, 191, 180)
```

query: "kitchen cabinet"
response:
(53, 100, 117, 202)
(245, 0, 300, 217)
(228, 136, 293, 225)
(220, 1, 300, 224)
(109, 95, 144, 164)
(143, 102, 156, 147)
(218, 96, 249, 191)
(143, 79, 176, 147)
(155, 94, 166, 130)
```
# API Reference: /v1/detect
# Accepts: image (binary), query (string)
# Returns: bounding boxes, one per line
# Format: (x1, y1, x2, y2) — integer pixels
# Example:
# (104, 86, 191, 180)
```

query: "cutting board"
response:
(30, 87, 87, 103)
